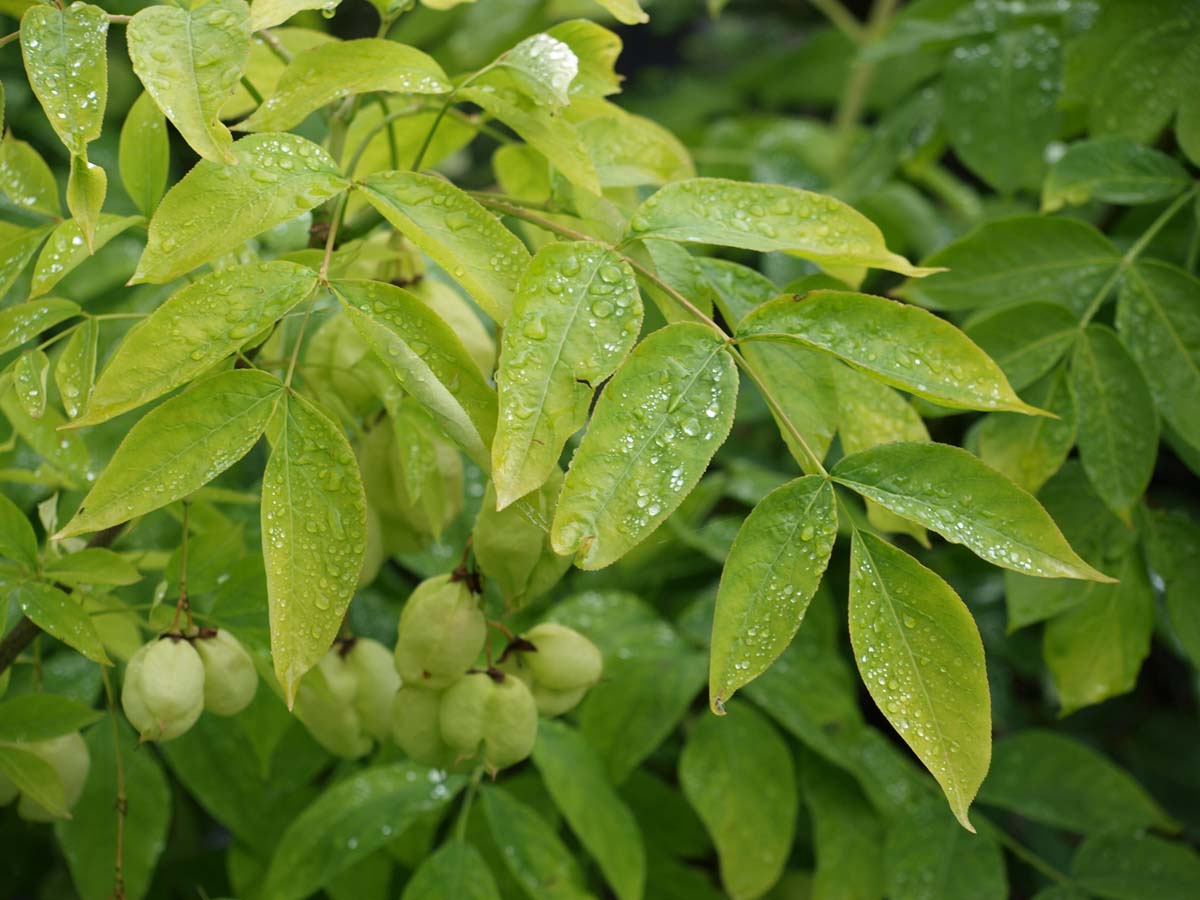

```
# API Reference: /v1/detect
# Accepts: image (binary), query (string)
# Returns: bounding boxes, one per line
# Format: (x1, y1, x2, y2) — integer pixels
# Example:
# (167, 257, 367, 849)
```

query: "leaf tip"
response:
(709, 692, 727, 716)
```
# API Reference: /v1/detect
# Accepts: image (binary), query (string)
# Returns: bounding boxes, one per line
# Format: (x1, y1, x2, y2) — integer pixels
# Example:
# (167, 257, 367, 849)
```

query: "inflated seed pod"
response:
(392, 685, 455, 768)
(523, 623, 603, 692)
(439, 672, 539, 773)
(394, 575, 486, 689)
(345, 638, 401, 741)
(16, 732, 90, 822)
(530, 684, 589, 717)
(122, 637, 206, 742)
(193, 629, 258, 717)
(292, 661, 372, 760)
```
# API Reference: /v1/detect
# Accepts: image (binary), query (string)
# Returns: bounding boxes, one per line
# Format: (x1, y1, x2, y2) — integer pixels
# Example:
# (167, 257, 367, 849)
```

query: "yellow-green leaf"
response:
(65, 155, 106, 252)
(13, 348, 50, 419)
(126, 0, 252, 163)
(0, 222, 53, 297)
(261, 393, 367, 702)
(590, 0, 648, 25)
(627, 178, 933, 277)
(0, 298, 80, 356)
(359, 171, 529, 324)
(132, 133, 348, 284)
(739, 291, 1042, 414)
(849, 530, 990, 831)
(30, 215, 143, 299)
(13, 582, 111, 665)
(237, 39, 450, 133)
(0, 131, 61, 217)
(119, 92, 170, 217)
(493, 241, 642, 508)
(56, 370, 284, 539)
(832, 441, 1112, 581)
(709, 476, 837, 713)
(75, 262, 317, 427)
(551, 324, 737, 570)
(333, 279, 498, 471)
(20, 2, 108, 156)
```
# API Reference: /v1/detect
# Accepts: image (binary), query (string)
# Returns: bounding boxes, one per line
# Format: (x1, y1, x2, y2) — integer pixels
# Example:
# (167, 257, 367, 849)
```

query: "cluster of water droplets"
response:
(1, 299, 80, 352)
(22, 3, 108, 152)
(0, 140, 57, 212)
(502, 33, 579, 105)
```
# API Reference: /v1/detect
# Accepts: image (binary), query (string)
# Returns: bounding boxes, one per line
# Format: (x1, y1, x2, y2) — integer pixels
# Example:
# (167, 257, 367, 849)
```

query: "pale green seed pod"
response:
(531, 684, 588, 717)
(357, 505, 386, 588)
(122, 638, 206, 742)
(523, 623, 603, 692)
(194, 629, 258, 717)
(439, 672, 539, 773)
(394, 575, 485, 689)
(346, 638, 401, 741)
(16, 732, 90, 822)
(392, 685, 454, 768)
(292, 662, 372, 760)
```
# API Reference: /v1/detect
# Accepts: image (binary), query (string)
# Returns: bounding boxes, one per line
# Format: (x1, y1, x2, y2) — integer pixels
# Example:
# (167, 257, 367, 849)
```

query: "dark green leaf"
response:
(884, 796, 1007, 900)
(1043, 136, 1191, 211)
(965, 302, 1081, 392)
(481, 786, 589, 900)
(0, 694, 103, 743)
(402, 841, 501, 900)
(1072, 834, 1200, 900)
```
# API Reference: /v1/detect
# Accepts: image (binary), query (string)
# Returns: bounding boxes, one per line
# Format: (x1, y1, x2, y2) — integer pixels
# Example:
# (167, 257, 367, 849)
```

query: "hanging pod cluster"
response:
(121, 629, 257, 742)
(390, 574, 604, 774)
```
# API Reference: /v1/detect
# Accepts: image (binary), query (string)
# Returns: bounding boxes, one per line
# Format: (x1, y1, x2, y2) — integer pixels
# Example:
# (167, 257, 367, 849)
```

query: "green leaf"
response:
(577, 653, 706, 784)
(589, 0, 648, 25)
(261, 764, 463, 900)
(739, 291, 1040, 414)
(1117, 261, 1200, 448)
(978, 366, 1076, 494)
(0, 491, 38, 570)
(0, 743, 68, 819)
(54, 317, 99, 420)
(848, 530, 991, 830)
(709, 476, 836, 713)
(898, 217, 1120, 313)
(65, 155, 106, 253)
(1070, 325, 1158, 519)
(702, 257, 836, 467)
(1003, 461, 1134, 631)
(473, 474, 571, 608)
(358, 171, 530, 324)
(678, 702, 797, 900)
(547, 20, 623, 98)
(480, 786, 589, 900)
(12, 581, 110, 665)
(20, 2, 108, 156)
(0, 694, 103, 743)
(1043, 136, 1191, 212)
(551, 323, 738, 570)
(0, 223, 54, 298)
(119, 92, 170, 217)
(1043, 548, 1152, 715)
(965, 302, 1081, 392)
(802, 754, 886, 900)
(126, 0, 251, 164)
(943, 27, 1061, 192)
(0, 386, 91, 484)
(579, 111, 695, 188)
(977, 730, 1173, 833)
(237, 39, 450, 132)
(0, 130, 61, 217)
(1142, 508, 1200, 669)
(1072, 834, 1200, 900)
(489, 33, 579, 108)
(533, 719, 646, 900)
(250, 0, 337, 30)
(1065, 0, 1200, 144)
(56, 720, 171, 900)
(43, 548, 141, 587)
(13, 348, 50, 419)
(75, 262, 316, 427)
(333, 279, 497, 471)
(833, 362, 930, 542)
(132, 133, 348, 284)
(0, 299, 80, 358)
(402, 841, 501, 900)
(30, 215, 143, 299)
(493, 241, 642, 507)
(627, 178, 933, 277)
(57, 369, 284, 538)
(884, 796, 1007, 900)
(834, 441, 1109, 580)
(457, 85, 601, 194)
(262, 393, 367, 702)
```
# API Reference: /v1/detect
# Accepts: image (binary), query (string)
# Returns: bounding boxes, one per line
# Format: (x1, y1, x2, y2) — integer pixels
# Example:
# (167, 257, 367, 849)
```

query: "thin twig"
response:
(100, 668, 128, 900)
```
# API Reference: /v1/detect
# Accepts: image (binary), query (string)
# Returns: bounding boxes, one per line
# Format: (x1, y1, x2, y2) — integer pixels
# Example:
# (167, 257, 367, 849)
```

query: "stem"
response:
(1079, 186, 1199, 326)
(256, 29, 292, 64)
(834, 0, 900, 171)
(344, 104, 424, 178)
(412, 66, 492, 171)
(239, 75, 264, 106)
(455, 766, 486, 840)
(0, 30, 18, 49)
(809, 0, 866, 44)
(170, 501, 192, 633)
(729, 346, 828, 475)
(100, 668, 128, 900)
(319, 194, 348, 279)
(977, 816, 1073, 888)
(284, 294, 319, 388)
